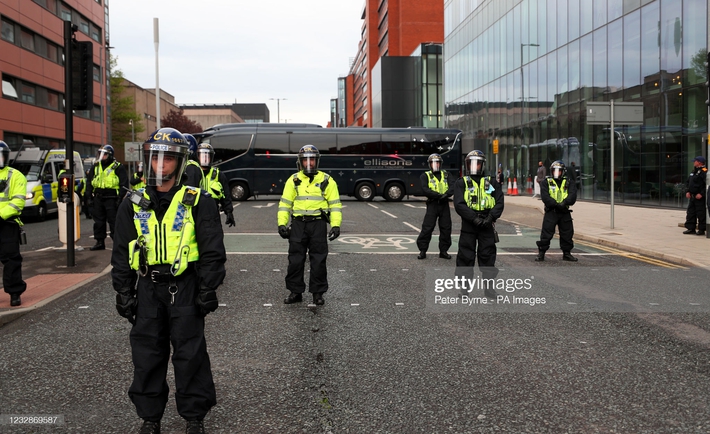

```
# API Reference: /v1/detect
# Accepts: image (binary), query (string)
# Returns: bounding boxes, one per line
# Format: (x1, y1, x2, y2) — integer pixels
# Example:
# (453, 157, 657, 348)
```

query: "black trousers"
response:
(0, 220, 26, 295)
(286, 218, 328, 294)
(455, 226, 499, 280)
(128, 271, 216, 422)
(92, 195, 119, 241)
(537, 210, 575, 252)
(685, 196, 706, 231)
(416, 200, 452, 254)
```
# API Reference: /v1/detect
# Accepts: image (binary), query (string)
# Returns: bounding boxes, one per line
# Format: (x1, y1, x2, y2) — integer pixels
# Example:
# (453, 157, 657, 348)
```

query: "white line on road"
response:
(368, 203, 379, 209)
(395, 303, 404, 306)
(381, 210, 398, 218)
(403, 221, 421, 231)
(404, 203, 426, 209)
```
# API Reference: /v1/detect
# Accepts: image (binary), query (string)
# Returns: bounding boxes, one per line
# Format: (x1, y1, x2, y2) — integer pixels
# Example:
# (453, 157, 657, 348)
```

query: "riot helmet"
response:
(197, 143, 215, 168)
(427, 153, 443, 174)
(464, 150, 486, 176)
(183, 133, 198, 160)
(142, 128, 189, 187)
(297, 144, 320, 175)
(550, 160, 566, 180)
(0, 141, 10, 169)
(96, 144, 115, 164)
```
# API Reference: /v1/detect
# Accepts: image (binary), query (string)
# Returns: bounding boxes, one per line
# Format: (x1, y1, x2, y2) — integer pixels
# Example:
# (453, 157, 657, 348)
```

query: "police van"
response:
(9, 148, 85, 220)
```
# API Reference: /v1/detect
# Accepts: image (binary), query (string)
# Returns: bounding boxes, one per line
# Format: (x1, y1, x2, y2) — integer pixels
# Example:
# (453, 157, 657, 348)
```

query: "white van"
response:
(9, 148, 85, 220)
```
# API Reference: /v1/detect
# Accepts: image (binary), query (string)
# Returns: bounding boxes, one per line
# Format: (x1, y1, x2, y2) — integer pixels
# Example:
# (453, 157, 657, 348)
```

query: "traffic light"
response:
(58, 173, 74, 203)
(71, 40, 93, 110)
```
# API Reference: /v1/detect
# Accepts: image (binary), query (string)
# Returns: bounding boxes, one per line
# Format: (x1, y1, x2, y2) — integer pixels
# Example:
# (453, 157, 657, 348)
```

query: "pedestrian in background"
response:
(196, 143, 235, 228)
(85, 144, 129, 251)
(684, 156, 707, 236)
(111, 128, 226, 434)
(130, 161, 145, 191)
(532, 161, 545, 198)
(183, 133, 204, 188)
(454, 150, 504, 299)
(416, 153, 454, 259)
(535, 160, 578, 262)
(278, 145, 342, 306)
(0, 141, 27, 307)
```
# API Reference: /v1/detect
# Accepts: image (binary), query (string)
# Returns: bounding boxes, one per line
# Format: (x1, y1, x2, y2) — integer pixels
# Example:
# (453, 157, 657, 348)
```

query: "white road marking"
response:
(403, 222, 421, 231)
(381, 210, 398, 218)
(368, 203, 379, 209)
(78, 306, 89, 309)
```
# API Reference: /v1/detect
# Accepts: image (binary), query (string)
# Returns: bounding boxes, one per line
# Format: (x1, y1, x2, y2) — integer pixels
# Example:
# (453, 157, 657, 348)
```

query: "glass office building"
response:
(444, 0, 709, 207)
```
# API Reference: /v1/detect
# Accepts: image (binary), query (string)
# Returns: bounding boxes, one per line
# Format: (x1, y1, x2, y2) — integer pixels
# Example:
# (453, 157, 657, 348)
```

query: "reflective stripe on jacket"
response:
(463, 176, 496, 211)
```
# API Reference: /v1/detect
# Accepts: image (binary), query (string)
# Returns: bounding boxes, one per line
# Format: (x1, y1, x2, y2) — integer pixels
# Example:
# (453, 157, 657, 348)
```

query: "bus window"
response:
(381, 133, 411, 155)
(411, 133, 452, 155)
(209, 133, 250, 164)
(290, 131, 335, 154)
(253, 133, 289, 155)
(337, 133, 381, 154)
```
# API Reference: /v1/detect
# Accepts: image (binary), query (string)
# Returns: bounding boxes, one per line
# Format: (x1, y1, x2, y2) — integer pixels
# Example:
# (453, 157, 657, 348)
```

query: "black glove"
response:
(86, 197, 94, 208)
(278, 225, 290, 239)
(556, 203, 567, 212)
(483, 214, 494, 228)
(472, 216, 485, 227)
(196, 289, 219, 316)
(328, 226, 340, 241)
(115, 288, 137, 325)
(438, 193, 448, 202)
(225, 211, 236, 227)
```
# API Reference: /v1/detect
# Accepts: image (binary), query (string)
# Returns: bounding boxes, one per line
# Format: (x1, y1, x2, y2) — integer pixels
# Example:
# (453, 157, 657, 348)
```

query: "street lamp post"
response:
(520, 43, 539, 142)
(269, 98, 287, 123)
(129, 119, 135, 143)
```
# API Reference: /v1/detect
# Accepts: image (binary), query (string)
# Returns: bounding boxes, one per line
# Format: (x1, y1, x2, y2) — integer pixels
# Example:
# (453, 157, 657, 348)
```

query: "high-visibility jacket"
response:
(463, 176, 496, 211)
(425, 171, 449, 194)
(91, 161, 121, 191)
(129, 186, 201, 276)
(546, 178, 569, 203)
(201, 167, 224, 200)
(0, 167, 26, 222)
(278, 171, 342, 227)
(131, 173, 145, 191)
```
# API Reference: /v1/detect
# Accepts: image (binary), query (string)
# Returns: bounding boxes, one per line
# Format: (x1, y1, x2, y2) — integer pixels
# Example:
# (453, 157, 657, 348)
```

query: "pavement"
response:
(0, 195, 704, 324)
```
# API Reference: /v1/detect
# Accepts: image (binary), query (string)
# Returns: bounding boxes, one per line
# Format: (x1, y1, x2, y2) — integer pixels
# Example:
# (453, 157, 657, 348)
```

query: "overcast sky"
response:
(108, 0, 364, 128)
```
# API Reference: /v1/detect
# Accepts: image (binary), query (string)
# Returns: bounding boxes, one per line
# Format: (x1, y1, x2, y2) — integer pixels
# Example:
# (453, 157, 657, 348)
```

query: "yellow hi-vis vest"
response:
(463, 176, 496, 211)
(278, 171, 342, 227)
(201, 167, 225, 200)
(132, 173, 145, 191)
(0, 167, 26, 222)
(92, 161, 121, 191)
(425, 171, 448, 194)
(546, 178, 569, 203)
(129, 186, 201, 276)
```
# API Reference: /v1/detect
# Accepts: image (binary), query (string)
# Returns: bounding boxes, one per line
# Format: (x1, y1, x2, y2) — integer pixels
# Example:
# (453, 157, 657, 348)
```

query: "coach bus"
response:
(194, 124, 463, 202)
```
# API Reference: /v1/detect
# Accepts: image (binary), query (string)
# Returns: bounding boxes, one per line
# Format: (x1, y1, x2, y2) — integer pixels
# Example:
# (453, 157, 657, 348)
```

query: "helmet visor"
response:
(552, 167, 564, 178)
(430, 160, 441, 172)
(467, 157, 484, 175)
(144, 144, 187, 187)
(198, 149, 212, 167)
(0, 153, 5, 168)
(300, 155, 319, 174)
(97, 149, 111, 161)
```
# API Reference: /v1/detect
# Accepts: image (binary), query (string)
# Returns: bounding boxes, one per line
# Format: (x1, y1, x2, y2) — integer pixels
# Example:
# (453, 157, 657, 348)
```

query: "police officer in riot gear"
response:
(130, 161, 146, 191)
(197, 143, 235, 227)
(536, 160, 578, 262)
(85, 144, 129, 250)
(684, 156, 707, 235)
(416, 153, 454, 259)
(111, 128, 226, 434)
(183, 133, 204, 188)
(278, 145, 342, 306)
(454, 150, 504, 298)
(0, 141, 27, 307)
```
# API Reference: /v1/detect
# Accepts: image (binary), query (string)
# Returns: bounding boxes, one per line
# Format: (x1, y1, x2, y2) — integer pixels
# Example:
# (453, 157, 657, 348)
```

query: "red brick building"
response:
(0, 0, 108, 156)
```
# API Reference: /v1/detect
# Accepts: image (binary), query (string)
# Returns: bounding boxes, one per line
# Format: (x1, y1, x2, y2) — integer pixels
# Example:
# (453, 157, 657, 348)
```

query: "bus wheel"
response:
(354, 182, 375, 201)
(230, 182, 250, 201)
(383, 182, 404, 202)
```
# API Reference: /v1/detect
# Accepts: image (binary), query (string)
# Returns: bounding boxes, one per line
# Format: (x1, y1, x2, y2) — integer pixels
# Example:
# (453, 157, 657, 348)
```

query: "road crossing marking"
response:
(368, 203, 379, 209)
(381, 210, 398, 218)
(403, 221, 421, 231)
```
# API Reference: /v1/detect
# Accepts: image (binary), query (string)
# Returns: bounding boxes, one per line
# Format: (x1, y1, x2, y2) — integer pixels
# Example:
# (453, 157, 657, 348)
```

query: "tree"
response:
(109, 54, 144, 162)
(690, 48, 708, 84)
(161, 109, 202, 133)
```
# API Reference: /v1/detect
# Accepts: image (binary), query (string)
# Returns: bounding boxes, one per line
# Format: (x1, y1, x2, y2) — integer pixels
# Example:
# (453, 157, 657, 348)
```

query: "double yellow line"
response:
(575, 240, 687, 269)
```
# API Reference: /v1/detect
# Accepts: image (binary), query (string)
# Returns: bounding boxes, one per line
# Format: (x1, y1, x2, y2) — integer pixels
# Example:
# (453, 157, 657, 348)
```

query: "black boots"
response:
(313, 293, 325, 306)
(683, 229, 697, 235)
(10, 293, 21, 306)
(417, 251, 426, 259)
(697, 230, 706, 236)
(284, 292, 303, 304)
(185, 420, 205, 434)
(139, 420, 160, 434)
(562, 252, 578, 262)
(439, 252, 452, 259)
(535, 250, 545, 262)
(90, 241, 105, 251)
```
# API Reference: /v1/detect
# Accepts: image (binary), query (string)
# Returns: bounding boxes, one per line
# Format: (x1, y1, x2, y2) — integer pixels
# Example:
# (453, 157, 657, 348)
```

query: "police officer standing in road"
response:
(535, 160, 578, 262)
(0, 141, 27, 307)
(278, 145, 342, 306)
(183, 133, 204, 188)
(130, 161, 145, 191)
(683, 156, 707, 236)
(454, 150, 504, 298)
(111, 128, 226, 434)
(196, 143, 235, 228)
(416, 153, 454, 259)
(85, 145, 128, 251)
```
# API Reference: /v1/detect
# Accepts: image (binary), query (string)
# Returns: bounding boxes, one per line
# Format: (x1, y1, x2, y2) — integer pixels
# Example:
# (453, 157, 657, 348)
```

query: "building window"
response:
(20, 29, 35, 51)
(93, 65, 100, 82)
(1, 18, 15, 44)
(21, 83, 36, 104)
(59, 4, 71, 21)
(2, 76, 19, 99)
(91, 24, 100, 42)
